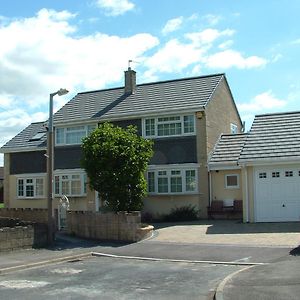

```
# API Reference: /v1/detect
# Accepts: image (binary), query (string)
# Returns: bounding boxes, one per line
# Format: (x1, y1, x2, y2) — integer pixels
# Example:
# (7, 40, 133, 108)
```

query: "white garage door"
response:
(254, 166, 300, 222)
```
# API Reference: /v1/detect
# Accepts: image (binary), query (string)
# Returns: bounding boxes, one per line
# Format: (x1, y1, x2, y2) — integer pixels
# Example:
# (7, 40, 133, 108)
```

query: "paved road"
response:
(0, 256, 243, 300)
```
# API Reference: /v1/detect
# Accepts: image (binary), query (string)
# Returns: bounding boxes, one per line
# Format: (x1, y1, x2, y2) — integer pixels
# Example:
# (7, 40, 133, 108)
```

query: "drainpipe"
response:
(243, 166, 249, 222)
(209, 171, 212, 206)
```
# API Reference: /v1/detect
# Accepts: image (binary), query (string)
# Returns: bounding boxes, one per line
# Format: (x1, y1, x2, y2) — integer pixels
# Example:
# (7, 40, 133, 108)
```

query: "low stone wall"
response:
(67, 211, 153, 242)
(0, 217, 48, 252)
(0, 208, 48, 224)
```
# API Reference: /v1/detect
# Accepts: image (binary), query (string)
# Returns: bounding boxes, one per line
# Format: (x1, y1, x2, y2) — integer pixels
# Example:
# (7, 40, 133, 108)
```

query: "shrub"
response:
(163, 205, 199, 222)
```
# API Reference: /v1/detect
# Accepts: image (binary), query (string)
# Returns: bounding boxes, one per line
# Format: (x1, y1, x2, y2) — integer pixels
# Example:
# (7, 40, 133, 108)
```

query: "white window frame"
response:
(55, 124, 97, 146)
(142, 114, 195, 138)
(225, 174, 240, 189)
(147, 165, 198, 195)
(230, 123, 238, 134)
(17, 175, 45, 199)
(54, 170, 87, 197)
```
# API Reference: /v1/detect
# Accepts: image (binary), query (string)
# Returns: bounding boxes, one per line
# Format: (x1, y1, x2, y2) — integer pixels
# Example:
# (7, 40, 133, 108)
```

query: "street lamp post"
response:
(47, 88, 69, 244)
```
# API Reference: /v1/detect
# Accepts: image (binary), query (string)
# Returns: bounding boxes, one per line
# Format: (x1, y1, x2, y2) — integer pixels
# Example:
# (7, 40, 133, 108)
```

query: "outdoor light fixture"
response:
(47, 88, 69, 244)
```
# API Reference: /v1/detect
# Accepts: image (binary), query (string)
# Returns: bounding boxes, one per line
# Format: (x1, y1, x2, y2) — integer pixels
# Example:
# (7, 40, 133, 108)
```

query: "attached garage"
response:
(254, 166, 300, 222)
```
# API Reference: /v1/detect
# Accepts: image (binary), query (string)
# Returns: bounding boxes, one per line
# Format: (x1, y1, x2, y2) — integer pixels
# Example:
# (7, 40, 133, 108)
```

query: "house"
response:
(0, 167, 3, 203)
(209, 111, 300, 222)
(0, 69, 242, 218)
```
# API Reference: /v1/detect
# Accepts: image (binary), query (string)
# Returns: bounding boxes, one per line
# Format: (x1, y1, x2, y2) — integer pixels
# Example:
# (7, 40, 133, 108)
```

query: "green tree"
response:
(81, 123, 153, 212)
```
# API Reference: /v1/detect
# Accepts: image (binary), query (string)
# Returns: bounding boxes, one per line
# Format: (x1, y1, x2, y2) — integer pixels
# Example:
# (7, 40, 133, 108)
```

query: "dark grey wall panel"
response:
(10, 151, 47, 174)
(150, 136, 197, 165)
(54, 146, 82, 169)
(111, 119, 142, 136)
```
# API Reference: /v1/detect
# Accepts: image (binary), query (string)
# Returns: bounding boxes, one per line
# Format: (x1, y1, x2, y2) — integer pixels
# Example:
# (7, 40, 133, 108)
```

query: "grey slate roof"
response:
(1, 122, 47, 151)
(1, 73, 225, 151)
(209, 133, 248, 166)
(239, 111, 300, 162)
(53, 73, 224, 123)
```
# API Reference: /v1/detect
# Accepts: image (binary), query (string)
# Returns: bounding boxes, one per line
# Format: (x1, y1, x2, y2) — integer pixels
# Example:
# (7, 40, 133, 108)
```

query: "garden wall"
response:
(67, 211, 153, 242)
(0, 217, 48, 252)
(0, 208, 48, 224)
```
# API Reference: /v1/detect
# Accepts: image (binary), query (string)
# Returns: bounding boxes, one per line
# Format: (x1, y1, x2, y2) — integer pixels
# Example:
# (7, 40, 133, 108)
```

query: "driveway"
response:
(150, 220, 300, 247)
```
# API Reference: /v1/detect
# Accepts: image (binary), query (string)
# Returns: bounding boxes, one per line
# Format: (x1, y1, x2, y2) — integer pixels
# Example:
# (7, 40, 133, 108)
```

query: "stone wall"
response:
(67, 211, 153, 242)
(0, 217, 48, 252)
(0, 208, 48, 224)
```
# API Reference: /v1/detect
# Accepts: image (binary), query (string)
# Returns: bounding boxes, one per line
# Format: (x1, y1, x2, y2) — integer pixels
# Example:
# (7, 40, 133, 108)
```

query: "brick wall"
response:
(67, 211, 153, 242)
(0, 208, 48, 224)
(0, 217, 48, 252)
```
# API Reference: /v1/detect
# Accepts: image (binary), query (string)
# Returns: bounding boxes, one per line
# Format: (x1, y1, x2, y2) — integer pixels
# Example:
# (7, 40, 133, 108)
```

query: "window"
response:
(285, 171, 293, 177)
(30, 132, 46, 141)
(147, 167, 197, 194)
(230, 123, 238, 134)
(259, 172, 267, 179)
(272, 172, 280, 178)
(143, 115, 195, 138)
(17, 177, 44, 198)
(56, 124, 97, 145)
(54, 172, 87, 197)
(225, 174, 239, 189)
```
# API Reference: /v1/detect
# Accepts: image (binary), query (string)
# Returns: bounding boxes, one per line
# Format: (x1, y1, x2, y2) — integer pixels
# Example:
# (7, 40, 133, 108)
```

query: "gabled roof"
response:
(209, 133, 248, 168)
(1, 73, 226, 152)
(239, 111, 300, 163)
(1, 122, 47, 152)
(53, 73, 224, 123)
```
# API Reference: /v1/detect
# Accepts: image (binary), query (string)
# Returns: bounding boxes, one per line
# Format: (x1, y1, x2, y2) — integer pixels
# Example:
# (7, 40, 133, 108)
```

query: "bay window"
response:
(143, 114, 195, 138)
(54, 172, 87, 197)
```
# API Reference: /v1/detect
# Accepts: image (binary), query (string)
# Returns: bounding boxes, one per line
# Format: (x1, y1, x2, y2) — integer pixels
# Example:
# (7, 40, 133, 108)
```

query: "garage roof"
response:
(239, 111, 300, 162)
(209, 133, 247, 168)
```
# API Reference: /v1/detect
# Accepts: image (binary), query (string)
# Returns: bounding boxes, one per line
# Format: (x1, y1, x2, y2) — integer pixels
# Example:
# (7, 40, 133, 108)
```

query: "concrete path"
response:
(151, 220, 300, 247)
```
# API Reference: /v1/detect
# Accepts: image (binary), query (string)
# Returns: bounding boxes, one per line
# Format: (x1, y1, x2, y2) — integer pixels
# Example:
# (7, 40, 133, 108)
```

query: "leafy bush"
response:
(163, 205, 199, 222)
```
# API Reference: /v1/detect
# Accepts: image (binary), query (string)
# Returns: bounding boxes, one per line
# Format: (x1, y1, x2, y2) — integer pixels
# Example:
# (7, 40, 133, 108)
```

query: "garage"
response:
(254, 166, 300, 222)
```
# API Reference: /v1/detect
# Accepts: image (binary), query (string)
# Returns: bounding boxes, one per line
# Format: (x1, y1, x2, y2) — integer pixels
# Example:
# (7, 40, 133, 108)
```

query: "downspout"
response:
(243, 166, 249, 222)
(208, 169, 212, 206)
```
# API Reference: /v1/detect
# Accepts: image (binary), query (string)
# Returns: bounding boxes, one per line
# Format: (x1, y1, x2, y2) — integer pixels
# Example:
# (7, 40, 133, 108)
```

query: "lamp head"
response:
(57, 88, 69, 96)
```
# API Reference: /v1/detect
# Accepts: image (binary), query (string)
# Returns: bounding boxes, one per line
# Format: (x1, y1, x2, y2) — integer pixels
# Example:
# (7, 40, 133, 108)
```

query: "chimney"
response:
(124, 67, 136, 95)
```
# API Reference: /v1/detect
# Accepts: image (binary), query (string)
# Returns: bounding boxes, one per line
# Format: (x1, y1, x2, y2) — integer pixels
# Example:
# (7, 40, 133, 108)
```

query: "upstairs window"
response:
(230, 123, 238, 134)
(143, 115, 195, 138)
(56, 124, 97, 145)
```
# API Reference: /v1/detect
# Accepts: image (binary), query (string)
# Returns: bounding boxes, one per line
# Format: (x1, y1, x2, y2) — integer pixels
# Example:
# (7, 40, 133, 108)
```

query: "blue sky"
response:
(1, 0, 300, 166)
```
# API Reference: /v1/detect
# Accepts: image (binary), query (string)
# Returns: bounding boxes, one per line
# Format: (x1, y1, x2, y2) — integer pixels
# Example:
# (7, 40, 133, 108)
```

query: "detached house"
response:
(1, 69, 242, 218)
(209, 111, 300, 222)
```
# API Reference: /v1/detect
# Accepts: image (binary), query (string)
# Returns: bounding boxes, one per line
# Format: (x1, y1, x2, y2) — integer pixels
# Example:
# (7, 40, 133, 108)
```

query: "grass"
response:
(0, 203, 4, 208)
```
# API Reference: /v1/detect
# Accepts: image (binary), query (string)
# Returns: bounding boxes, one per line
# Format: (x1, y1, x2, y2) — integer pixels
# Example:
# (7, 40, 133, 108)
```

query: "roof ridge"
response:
(254, 110, 300, 118)
(78, 73, 225, 95)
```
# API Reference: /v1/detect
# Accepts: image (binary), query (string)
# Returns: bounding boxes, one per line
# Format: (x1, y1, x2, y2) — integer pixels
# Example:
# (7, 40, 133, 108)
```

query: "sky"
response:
(1, 0, 300, 166)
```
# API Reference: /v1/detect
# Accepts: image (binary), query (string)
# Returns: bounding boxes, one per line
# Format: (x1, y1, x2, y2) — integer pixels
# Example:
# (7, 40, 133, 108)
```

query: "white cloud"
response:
(162, 17, 183, 35)
(203, 14, 222, 26)
(185, 28, 235, 46)
(238, 91, 287, 112)
(291, 38, 300, 45)
(95, 0, 135, 16)
(144, 39, 205, 77)
(218, 40, 234, 49)
(205, 49, 267, 69)
(0, 8, 159, 166)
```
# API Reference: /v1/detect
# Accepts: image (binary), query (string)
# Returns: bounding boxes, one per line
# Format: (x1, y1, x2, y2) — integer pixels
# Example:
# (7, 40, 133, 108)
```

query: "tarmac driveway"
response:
(150, 220, 300, 247)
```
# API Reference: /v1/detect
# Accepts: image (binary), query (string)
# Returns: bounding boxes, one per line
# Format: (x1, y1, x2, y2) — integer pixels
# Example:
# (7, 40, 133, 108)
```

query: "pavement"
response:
(0, 220, 299, 299)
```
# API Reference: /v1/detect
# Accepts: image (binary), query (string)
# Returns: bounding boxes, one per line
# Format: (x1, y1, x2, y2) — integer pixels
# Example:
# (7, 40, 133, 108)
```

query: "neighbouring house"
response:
(209, 111, 300, 222)
(0, 167, 3, 203)
(0, 69, 242, 219)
